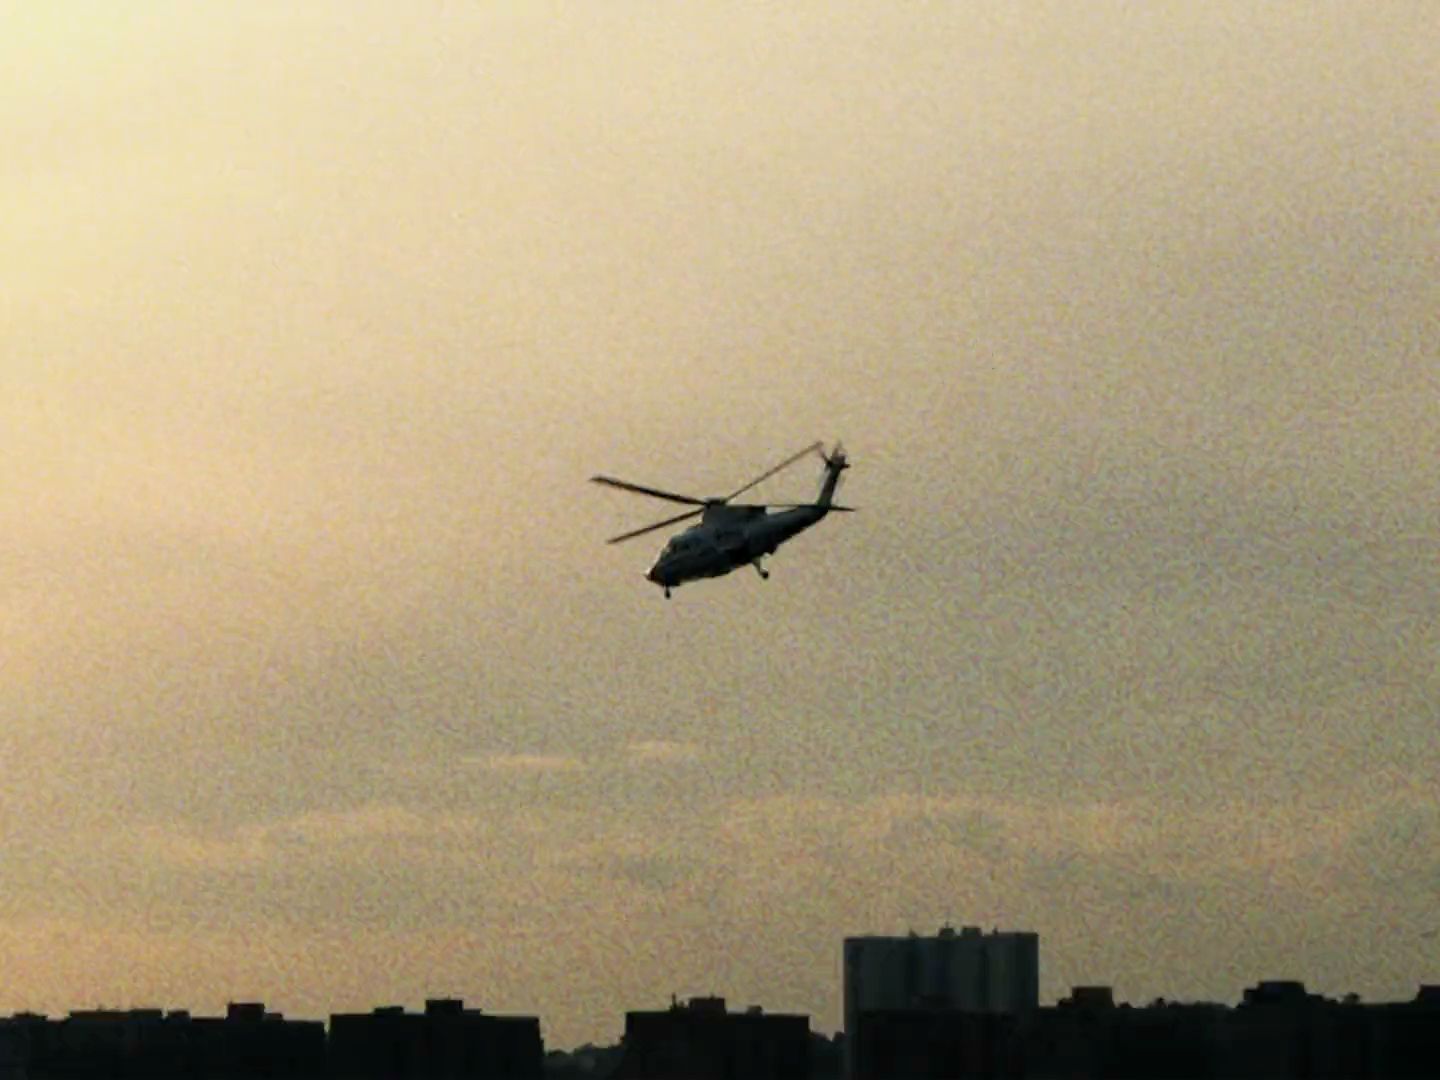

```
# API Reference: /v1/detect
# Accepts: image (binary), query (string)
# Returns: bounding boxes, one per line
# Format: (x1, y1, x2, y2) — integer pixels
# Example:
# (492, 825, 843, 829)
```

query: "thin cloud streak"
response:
(461, 753, 587, 774)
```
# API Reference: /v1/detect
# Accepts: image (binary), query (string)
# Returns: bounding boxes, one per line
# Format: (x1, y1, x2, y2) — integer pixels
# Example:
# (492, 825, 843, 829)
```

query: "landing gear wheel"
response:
(663, 587, 671, 599)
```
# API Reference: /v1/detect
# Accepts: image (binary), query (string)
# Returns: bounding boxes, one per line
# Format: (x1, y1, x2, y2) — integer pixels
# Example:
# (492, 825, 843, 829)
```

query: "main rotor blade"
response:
(724, 441, 824, 502)
(606, 507, 703, 544)
(591, 475, 707, 506)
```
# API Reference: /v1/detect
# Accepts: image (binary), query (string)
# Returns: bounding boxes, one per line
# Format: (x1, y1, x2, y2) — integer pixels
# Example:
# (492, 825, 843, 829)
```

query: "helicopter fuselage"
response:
(644, 503, 829, 591)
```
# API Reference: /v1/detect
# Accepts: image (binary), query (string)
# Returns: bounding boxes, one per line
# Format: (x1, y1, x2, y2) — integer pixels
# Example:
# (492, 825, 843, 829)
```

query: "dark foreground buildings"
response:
(0, 999, 541, 1080)
(0, 1003, 324, 1078)
(610, 996, 809, 1080)
(850, 982, 1440, 1079)
(328, 999, 541, 1080)
(0, 966, 1435, 1079)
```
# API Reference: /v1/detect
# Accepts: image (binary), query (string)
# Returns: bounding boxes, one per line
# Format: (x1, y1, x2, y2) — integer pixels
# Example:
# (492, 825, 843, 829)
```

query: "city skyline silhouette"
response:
(2, 931, 1436, 1078)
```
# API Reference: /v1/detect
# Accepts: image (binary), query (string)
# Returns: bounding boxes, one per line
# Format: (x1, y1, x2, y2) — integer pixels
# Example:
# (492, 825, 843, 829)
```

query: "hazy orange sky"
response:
(2, 1, 1437, 1047)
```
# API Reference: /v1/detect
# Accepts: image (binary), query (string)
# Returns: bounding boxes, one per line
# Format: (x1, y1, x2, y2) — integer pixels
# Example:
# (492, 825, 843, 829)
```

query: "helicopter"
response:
(591, 441, 853, 597)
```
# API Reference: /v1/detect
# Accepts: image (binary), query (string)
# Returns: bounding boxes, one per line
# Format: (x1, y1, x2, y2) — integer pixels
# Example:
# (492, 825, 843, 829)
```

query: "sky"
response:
(2, 0, 1437, 1048)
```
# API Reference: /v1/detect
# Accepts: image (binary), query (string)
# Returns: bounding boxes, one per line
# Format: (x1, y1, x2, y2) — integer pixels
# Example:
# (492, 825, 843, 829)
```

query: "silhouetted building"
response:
(1025, 995, 1228, 1080)
(0, 1024, 23, 1080)
(1055, 988, 1113, 1011)
(807, 1031, 843, 1080)
(851, 1008, 1019, 1080)
(1223, 981, 1332, 1080)
(611, 996, 808, 1080)
(0, 1004, 323, 1079)
(0, 1014, 57, 1080)
(1371, 985, 1440, 1080)
(191, 1002, 326, 1078)
(1226, 981, 1440, 1080)
(1014, 981, 1440, 1080)
(844, 927, 1038, 1078)
(542, 1042, 624, 1080)
(1239, 980, 1322, 1008)
(328, 999, 541, 1080)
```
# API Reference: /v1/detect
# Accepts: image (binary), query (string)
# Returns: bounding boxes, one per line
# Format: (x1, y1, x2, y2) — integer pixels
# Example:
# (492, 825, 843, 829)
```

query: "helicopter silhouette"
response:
(592, 441, 853, 597)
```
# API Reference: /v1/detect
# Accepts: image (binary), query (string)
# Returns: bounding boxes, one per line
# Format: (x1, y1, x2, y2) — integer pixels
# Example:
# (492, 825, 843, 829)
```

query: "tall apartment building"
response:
(843, 925, 1038, 1077)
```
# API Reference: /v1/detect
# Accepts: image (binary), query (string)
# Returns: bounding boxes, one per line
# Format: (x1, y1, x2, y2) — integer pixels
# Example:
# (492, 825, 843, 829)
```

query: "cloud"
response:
(107, 806, 493, 873)
(127, 823, 273, 871)
(460, 752, 585, 773)
(626, 740, 702, 765)
(710, 776, 1433, 902)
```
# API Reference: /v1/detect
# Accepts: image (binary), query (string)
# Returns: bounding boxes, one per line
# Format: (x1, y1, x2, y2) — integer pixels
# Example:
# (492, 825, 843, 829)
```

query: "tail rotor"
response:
(816, 442, 850, 507)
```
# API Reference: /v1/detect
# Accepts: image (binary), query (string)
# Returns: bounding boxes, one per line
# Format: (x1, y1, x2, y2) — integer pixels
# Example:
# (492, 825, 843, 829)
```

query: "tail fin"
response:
(817, 442, 850, 507)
